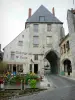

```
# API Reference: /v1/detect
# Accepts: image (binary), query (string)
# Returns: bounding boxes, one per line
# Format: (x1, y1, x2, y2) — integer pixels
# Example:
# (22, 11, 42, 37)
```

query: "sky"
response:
(0, 0, 75, 50)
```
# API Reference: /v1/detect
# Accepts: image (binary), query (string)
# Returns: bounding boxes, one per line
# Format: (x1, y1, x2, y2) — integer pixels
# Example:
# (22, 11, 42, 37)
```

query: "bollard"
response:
(21, 80, 22, 90)
(0, 80, 4, 90)
(24, 80, 25, 90)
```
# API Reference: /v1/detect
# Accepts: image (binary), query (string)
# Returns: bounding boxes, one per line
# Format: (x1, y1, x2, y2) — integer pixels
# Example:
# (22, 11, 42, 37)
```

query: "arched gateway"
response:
(44, 50, 60, 74)
(62, 59, 72, 76)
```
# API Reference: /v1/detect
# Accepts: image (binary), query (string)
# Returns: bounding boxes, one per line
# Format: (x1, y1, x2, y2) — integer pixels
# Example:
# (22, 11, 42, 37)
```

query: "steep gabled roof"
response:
(26, 5, 63, 24)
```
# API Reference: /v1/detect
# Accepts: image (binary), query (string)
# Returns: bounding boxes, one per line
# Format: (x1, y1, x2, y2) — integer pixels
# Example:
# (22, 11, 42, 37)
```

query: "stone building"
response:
(60, 9, 75, 77)
(3, 5, 65, 75)
(60, 34, 72, 76)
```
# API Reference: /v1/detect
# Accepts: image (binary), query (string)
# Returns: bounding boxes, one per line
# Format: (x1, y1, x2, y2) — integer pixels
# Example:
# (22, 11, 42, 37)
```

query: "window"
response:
(47, 24, 51, 31)
(34, 54, 38, 60)
(46, 36, 52, 45)
(22, 35, 24, 38)
(66, 41, 70, 51)
(16, 56, 19, 58)
(18, 41, 23, 46)
(60, 47, 63, 55)
(39, 16, 45, 22)
(33, 36, 39, 47)
(30, 64, 32, 73)
(64, 44, 66, 53)
(33, 24, 38, 32)
(10, 51, 15, 60)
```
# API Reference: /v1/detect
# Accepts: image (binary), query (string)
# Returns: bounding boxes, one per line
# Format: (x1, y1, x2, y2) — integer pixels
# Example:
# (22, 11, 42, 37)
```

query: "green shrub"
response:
(4, 77, 9, 84)
(24, 74, 31, 84)
(9, 75, 24, 85)
(8, 74, 39, 85)
(29, 79, 37, 88)
(9, 77, 16, 85)
(24, 74, 39, 84)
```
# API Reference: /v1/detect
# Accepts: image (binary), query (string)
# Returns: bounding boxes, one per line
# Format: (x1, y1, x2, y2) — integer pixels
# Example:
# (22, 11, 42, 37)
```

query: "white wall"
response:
(29, 23, 64, 54)
(28, 23, 64, 74)
(3, 28, 30, 73)
(3, 22, 64, 74)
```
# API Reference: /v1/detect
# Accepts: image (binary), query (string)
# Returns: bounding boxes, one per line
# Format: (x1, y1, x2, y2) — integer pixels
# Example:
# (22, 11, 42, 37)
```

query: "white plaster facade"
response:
(3, 29, 30, 74)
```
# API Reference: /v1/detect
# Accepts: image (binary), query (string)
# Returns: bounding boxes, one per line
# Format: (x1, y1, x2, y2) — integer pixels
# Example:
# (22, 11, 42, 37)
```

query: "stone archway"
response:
(45, 50, 60, 74)
(63, 59, 72, 76)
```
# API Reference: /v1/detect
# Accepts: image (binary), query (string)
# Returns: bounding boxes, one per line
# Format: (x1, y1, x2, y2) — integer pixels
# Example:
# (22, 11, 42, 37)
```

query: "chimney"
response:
(52, 7, 55, 16)
(28, 8, 32, 18)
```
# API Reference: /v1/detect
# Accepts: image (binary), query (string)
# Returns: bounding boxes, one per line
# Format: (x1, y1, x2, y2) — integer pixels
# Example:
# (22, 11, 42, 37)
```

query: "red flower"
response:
(16, 82, 20, 86)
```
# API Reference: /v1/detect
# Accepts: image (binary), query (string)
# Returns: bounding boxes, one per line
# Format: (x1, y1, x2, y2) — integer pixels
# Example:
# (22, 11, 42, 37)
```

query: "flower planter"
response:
(16, 81, 21, 86)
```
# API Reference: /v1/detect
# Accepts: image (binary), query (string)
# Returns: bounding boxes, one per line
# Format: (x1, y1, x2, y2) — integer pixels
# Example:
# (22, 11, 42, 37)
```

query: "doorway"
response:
(13, 65, 16, 72)
(34, 64, 38, 74)
(63, 59, 72, 76)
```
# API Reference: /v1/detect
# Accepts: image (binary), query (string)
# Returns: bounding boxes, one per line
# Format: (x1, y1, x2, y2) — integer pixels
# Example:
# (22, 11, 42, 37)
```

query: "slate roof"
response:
(26, 5, 63, 24)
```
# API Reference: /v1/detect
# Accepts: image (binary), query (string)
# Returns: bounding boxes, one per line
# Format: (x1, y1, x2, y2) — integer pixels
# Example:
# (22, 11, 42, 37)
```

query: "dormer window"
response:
(39, 16, 45, 22)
